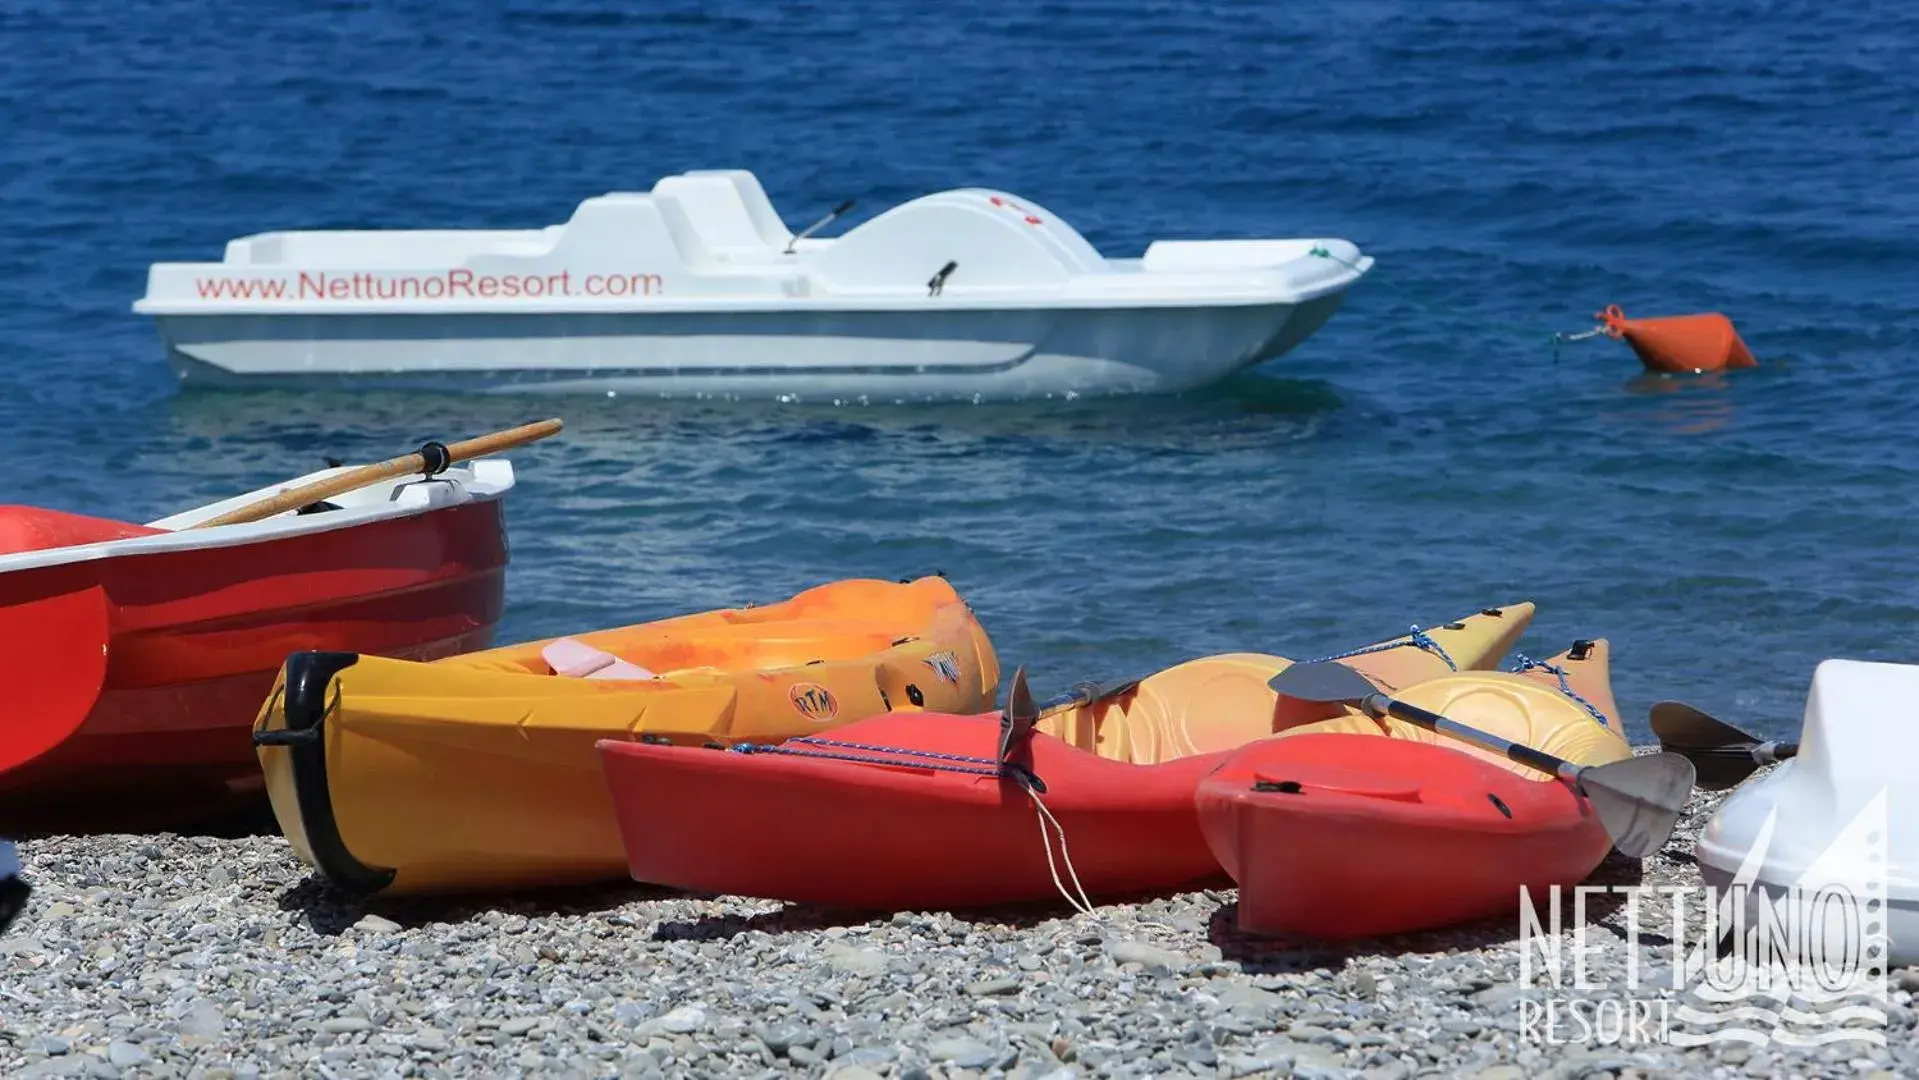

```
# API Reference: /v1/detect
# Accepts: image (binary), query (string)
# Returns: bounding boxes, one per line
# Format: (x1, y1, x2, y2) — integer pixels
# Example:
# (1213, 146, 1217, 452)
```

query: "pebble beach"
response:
(6, 764, 1913, 1080)
(4, 1, 1916, 1078)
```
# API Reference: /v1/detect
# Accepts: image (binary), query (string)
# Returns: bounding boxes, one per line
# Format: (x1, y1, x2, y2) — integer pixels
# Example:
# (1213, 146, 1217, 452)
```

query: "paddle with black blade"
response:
(1267, 660, 1697, 859)
(993, 666, 1152, 793)
(1648, 701, 1797, 791)
(995, 667, 1046, 793)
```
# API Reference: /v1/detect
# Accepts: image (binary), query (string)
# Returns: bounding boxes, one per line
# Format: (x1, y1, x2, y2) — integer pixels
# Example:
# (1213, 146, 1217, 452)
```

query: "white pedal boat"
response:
(133, 170, 1372, 402)
(1694, 659, 1919, 969)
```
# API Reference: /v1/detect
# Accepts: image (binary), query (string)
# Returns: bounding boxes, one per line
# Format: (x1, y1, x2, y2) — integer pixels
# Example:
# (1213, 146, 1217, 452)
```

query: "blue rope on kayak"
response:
(1305, 624, 1458, 671)
(1507, 653, 1611, 728)
(728, 735, 1008, 777)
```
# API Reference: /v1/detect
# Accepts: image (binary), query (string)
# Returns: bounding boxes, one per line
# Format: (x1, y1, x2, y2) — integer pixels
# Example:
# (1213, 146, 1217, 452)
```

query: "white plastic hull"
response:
(154, 294, 1350, 401)
(1696, 857, 1919, 970)
(1693, 659, 1919, 969)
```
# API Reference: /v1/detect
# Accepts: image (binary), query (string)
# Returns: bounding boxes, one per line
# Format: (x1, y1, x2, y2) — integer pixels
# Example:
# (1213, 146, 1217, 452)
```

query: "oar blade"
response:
(1580, 752, 1696, 859)
(1647, 701, 1770, 790)
(1267, 660, 1378, 705)
(1649, 701, 1759, 750)
(996, 665, 1038, 766)
(1672, 752, 1764, 793)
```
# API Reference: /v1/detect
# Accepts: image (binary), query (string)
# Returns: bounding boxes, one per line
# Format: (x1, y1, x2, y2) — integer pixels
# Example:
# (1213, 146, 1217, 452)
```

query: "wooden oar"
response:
(1648, 701, 1797, 791)
(190, 419, 563, 530)
(1268, 660, 1696, 859)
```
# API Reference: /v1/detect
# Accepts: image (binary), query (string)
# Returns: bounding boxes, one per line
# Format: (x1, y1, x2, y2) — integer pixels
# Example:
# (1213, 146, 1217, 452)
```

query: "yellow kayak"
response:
(252, 574, 998, 895)
(1037, 602, 1537, 762)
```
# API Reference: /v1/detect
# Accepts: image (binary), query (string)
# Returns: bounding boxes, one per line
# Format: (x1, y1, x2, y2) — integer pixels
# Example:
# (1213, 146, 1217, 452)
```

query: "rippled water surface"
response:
(2, 0, 1915, 738)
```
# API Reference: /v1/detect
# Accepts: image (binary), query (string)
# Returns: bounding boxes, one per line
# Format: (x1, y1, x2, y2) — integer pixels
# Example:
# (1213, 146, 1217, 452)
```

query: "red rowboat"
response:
(1194, 639, 1634, 939)
(0, 458, 516, 832)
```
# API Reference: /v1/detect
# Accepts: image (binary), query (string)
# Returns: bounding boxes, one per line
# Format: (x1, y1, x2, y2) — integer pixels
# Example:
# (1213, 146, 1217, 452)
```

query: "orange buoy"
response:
(1598, 304, 1756, 374)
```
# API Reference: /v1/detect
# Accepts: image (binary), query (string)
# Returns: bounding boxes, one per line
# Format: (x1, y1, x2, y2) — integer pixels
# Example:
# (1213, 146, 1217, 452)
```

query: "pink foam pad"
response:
(542, 638, 657, 680)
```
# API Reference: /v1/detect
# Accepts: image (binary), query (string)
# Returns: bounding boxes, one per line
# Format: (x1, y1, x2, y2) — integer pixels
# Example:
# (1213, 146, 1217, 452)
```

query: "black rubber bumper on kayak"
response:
(254, 650, 396, 894)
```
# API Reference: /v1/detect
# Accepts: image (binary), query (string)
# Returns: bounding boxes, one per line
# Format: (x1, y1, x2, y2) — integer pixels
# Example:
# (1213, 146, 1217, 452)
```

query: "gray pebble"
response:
(658, 1006, 704, 1034)
(178, 1002, 224, 1040)
(1105, 939, 1187, 973)
(755, 1023, 813, 1053)
(823, 944, 891, 976)
(1215, 984, 1282, 1011)
(845, 1047, 898, 1067)
(928, 1038, 999, 1069)
(1180, 1041, 1219, 1067)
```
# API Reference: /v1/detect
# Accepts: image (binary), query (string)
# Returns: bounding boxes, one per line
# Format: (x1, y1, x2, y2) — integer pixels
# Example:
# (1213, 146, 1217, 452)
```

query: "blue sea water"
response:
(1, 0, 1914, 740)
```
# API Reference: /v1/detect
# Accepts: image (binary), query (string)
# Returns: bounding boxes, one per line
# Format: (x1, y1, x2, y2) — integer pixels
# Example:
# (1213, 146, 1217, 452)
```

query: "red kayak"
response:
(595, 605, 1533, 911)
(0, 457, 516, 832)
(1194, 640, 1634, 939)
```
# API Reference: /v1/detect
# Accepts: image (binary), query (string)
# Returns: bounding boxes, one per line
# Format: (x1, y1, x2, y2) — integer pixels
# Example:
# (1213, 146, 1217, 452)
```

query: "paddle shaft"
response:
(1265, 659, 1692, 857)
(1359, 692, 1580, 784)
(1036, 676, 1144, 717)
(190, 419, 562, 529)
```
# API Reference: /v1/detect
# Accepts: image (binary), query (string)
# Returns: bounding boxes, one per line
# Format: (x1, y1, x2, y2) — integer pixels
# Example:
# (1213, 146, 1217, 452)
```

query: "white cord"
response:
(1029, 788, 1097, 917)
